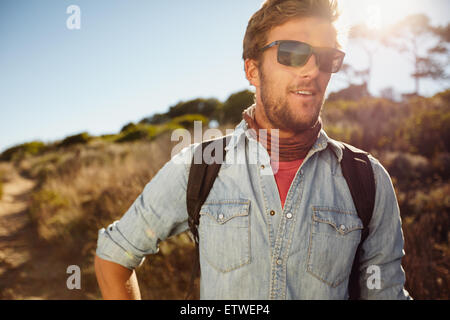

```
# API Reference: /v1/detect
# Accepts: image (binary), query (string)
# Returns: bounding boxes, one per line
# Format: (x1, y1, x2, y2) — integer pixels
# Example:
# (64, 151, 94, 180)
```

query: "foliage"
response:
(327, 84, 370, 102)
(58, 132, 91, 148)
(218, 90, 255, 124)
(0, 141, 47, 161)
(402, 109, 450, 158)
(141, 98, 221, 125)
(115, 124, 158, 143)
(169, 114, 209, 129)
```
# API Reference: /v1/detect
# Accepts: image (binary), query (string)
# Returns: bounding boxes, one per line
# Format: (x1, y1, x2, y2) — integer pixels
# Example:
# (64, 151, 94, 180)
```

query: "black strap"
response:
(185, 136, 229, 299)
(340, 143, 376, 300)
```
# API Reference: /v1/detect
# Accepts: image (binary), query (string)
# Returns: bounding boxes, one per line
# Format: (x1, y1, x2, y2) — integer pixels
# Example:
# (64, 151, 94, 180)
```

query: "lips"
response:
(290, 87, 318, 96)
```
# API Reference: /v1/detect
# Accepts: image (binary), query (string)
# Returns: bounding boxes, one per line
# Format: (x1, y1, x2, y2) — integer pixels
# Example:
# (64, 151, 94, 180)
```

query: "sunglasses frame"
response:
(260, 40, 345, 73)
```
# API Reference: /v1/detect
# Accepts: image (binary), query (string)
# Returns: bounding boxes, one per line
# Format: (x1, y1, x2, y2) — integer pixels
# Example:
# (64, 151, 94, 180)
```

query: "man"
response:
(95, 0, 411, 300)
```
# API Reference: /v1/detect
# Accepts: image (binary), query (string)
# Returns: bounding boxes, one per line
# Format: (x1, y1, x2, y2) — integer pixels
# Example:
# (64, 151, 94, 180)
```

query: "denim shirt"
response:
(96, 119, 411, 300)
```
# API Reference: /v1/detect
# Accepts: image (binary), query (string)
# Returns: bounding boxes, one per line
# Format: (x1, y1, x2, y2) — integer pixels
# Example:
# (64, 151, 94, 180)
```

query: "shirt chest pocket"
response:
(199, 200, 251, 273)
(307, 207, 363, 288)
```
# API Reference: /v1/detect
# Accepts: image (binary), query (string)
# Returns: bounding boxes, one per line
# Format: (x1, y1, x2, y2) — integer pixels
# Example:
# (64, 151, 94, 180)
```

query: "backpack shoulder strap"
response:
(339, 142, 376, 299)
(185, 135, 229, 298)
(186, 135, 230, 242)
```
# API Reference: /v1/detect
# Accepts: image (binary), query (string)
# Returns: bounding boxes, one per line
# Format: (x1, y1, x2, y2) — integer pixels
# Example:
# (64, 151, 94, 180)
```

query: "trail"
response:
(0, 168, 86, 299)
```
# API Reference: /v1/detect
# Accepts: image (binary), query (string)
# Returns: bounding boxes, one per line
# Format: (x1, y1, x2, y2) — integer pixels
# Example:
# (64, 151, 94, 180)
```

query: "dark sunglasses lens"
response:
(316, 49, 345, 73)
(278, 41, 311, 67)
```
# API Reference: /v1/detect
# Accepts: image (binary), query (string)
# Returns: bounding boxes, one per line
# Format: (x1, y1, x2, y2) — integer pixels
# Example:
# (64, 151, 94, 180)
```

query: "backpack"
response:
(185, 135, 375, 300)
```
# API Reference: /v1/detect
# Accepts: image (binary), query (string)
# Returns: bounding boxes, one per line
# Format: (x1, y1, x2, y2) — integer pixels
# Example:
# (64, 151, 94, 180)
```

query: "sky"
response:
(1, 0, 449, 153)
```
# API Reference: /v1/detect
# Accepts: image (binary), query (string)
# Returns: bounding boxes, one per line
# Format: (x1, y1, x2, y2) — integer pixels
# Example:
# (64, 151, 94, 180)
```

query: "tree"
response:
(218, 90, 255, 124)
(348, 24, 383, 90)
(384, 14, 448, 95)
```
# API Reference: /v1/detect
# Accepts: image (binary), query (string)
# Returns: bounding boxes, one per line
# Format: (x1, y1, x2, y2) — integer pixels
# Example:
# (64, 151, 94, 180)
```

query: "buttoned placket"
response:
(241, 123, 336, 299)
(252, 133, 332, 299)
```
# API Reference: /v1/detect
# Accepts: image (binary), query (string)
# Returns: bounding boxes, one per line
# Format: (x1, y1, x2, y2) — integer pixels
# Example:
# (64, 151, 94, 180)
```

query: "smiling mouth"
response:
(295, 90, 314, 96)
(291, 90, 317, 97)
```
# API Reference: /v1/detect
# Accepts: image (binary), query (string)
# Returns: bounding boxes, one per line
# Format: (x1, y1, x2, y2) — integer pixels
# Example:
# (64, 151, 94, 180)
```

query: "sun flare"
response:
(337, 0, 422, 47)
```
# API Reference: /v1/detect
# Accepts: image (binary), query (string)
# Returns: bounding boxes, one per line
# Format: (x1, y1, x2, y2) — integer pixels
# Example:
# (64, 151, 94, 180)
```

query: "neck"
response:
(242, 104, 322, 162)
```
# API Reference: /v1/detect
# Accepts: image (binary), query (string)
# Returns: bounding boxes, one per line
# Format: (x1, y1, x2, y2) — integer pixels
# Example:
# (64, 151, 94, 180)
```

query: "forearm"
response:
(95, 255, 142, 300)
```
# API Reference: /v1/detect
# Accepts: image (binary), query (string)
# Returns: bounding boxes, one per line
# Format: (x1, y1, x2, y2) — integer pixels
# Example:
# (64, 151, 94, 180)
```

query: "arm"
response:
(95, 255, 141, 300)
(94, 145, 194, 299)
(358, 158, 412, 300)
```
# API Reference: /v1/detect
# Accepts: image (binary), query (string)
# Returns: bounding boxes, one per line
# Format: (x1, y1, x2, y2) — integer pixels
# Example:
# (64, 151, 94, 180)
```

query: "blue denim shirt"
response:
(96, 120, 411, 300)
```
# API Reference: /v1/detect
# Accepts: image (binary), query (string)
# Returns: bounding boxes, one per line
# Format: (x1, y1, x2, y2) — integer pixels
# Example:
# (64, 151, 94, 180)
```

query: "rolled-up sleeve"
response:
(96, 144, 195, 270)
(358, 157, 412, 299)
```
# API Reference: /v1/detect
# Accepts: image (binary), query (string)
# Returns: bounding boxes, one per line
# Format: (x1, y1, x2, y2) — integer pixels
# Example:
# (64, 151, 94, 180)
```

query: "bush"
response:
(29, 189, 72, 241)
(169, 114, 209, 129)
(0, 141, 47, 161)
(116, 124, 158, 143)
(59, 132, 91, 148)
(431, 153, 450, 181)
(219, 90, 254, 124)
(120, 122, 137, 133)
(402, 109, 450, 158)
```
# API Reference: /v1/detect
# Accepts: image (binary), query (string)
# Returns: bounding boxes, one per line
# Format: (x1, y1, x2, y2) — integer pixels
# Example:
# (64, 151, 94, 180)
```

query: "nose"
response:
(296, 54, 320, 79)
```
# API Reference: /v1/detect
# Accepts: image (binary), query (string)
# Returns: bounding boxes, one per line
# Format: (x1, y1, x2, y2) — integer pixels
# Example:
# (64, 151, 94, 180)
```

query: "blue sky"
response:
(1, 0, 449, 153)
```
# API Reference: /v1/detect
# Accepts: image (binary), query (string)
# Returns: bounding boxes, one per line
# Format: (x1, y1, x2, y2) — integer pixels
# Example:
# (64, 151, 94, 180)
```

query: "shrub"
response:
(0, 141, 47, 161)
(29, 189, 72, 241)
(120, 122, 137, 133)
(169, 114, 209, 129)
(402, 109, 450, 158)
(59, 132, 91, 148)
(116, 124, 158, 143)
(219, 90, 254, 124)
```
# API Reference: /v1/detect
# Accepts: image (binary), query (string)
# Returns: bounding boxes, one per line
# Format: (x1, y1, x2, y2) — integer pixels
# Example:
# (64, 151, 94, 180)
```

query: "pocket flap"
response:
(312, 207, 363, 235)
(200, 199, 250, 225)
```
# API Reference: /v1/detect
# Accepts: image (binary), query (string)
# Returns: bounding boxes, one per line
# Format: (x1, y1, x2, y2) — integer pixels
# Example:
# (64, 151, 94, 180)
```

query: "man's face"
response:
(249, 17, 337, 133)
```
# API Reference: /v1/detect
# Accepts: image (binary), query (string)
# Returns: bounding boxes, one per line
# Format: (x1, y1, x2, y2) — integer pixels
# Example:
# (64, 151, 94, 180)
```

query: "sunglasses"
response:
(260, 40, 345, 73)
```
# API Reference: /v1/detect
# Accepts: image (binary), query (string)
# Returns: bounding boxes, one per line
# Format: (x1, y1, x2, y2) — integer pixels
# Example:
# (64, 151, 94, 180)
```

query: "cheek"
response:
(318, 74, 331, 92)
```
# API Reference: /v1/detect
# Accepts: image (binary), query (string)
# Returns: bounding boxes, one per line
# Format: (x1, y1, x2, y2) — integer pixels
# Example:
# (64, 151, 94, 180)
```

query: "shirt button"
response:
(218, 214, 224, 220)
(270, 210, 276, 216)
(276, 259, 282, 265)
(286, 213, 293, 219)
(339, 224, 346, 231)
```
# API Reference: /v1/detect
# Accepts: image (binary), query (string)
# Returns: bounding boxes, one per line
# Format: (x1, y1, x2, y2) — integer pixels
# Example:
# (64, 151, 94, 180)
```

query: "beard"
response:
(259, 67, 324, 134)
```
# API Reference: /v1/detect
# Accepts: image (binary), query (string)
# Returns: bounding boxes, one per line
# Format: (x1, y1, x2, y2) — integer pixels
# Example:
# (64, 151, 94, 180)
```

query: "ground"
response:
(0, 168, 87, 299)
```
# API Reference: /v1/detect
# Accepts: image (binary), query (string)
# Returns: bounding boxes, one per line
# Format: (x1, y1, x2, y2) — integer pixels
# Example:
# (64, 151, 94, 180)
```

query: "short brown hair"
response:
(243, 0, 340, 62)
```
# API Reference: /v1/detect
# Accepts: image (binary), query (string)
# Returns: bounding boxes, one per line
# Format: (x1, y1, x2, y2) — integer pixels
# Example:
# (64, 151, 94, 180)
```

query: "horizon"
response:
(1, 0, 449, 153)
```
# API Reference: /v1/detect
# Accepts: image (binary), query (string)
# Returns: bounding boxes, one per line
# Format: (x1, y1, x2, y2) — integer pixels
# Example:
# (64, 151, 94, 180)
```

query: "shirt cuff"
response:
(95, 226, 145, 270)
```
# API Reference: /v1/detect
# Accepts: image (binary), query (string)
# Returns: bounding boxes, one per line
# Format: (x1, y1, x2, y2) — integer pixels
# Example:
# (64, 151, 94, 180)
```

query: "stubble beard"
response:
(259, 68, 324, 134)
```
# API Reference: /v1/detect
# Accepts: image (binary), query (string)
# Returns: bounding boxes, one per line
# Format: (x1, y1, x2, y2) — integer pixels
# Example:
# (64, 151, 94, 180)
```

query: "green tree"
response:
(219, 90, 254, 124)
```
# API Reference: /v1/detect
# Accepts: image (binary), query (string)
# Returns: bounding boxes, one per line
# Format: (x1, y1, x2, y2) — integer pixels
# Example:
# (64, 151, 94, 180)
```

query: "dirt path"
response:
(0, 169, 88, 299)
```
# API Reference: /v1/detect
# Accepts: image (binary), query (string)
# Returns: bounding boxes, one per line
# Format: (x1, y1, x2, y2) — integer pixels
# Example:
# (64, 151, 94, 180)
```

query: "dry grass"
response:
(19, 131, 201, 299)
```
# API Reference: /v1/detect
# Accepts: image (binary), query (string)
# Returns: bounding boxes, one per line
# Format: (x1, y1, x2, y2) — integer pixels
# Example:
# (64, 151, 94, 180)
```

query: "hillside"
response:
(0, 90, 449, 299)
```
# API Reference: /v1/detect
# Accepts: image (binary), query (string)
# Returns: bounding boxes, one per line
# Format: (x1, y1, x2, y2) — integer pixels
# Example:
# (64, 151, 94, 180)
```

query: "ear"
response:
(245, 58, 261, 88)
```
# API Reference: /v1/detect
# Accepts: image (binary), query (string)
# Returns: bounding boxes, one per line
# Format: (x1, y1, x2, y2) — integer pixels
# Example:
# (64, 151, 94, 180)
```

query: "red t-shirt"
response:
(272, 159, 304, 209)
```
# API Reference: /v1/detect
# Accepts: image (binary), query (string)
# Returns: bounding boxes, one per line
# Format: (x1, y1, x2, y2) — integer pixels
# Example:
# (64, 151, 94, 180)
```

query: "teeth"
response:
(296, 91, 313, 95)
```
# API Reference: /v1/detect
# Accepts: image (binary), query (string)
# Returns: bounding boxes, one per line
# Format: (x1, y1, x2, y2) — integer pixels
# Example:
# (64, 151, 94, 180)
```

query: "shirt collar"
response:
(224, 119, 344, 162)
